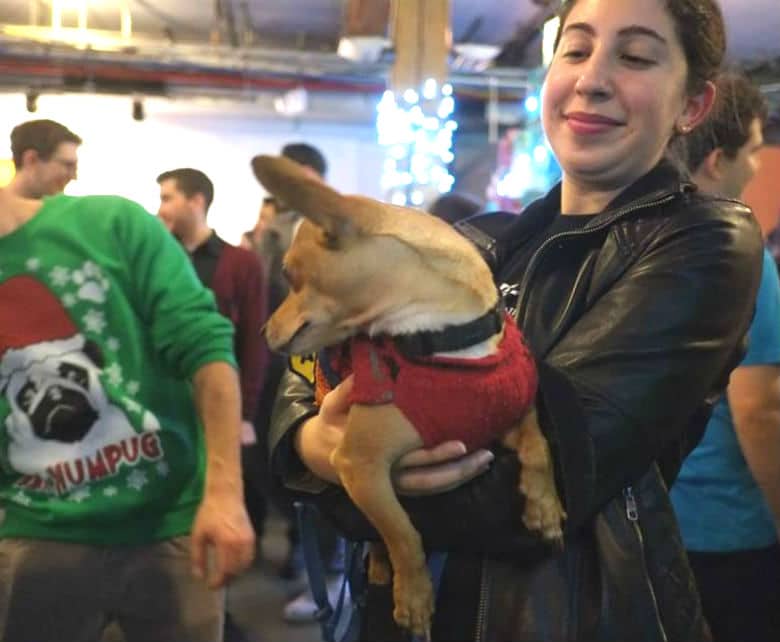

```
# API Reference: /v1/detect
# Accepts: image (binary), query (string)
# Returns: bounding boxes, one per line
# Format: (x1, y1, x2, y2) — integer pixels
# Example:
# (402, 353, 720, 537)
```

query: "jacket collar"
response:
(500, 159, 692, 256)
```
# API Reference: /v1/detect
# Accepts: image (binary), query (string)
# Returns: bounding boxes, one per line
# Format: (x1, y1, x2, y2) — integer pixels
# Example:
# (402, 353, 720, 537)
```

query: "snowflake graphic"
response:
(106, 337, 120, 352)
(126, 380, 140, 396)
(82, 261, 100, 278)
(156, 461, 170, 478)
(49, 266, 71, 287)
(104, 363, 123, 387)
(69, 487, 91, 503)
(127, 469, 148, 491)
(12, 491, 31, 506)
(72, 262, 110, 303)
(63, 293, 78, 308)
(83, 309, 107, 333)
(26, 258, 41, 271)
(103, 486, 118, 497)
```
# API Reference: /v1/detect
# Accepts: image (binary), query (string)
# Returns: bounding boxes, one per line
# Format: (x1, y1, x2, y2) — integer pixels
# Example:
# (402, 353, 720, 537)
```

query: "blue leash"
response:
(296, 502, 448, 642)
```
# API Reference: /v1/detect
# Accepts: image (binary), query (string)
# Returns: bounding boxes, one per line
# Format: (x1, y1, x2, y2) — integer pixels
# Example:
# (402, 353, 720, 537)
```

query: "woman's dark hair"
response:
(554, 0, 726, 92)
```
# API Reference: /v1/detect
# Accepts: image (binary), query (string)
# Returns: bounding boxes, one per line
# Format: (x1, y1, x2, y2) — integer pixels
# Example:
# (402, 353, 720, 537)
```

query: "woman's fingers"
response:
(398, 441, 468, 468)
(395, 449, 495, 496)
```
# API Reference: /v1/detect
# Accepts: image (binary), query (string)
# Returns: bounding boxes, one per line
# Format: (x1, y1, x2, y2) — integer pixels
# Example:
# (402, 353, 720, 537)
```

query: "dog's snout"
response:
(269, 321, 311, 354)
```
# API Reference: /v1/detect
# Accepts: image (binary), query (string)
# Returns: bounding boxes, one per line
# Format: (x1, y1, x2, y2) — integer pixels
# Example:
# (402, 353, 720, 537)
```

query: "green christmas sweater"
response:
(0, 194, 236, 545)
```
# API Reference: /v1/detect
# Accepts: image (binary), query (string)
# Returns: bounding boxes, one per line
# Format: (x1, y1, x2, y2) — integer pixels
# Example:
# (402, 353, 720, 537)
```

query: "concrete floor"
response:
(102, 514, 323, 642)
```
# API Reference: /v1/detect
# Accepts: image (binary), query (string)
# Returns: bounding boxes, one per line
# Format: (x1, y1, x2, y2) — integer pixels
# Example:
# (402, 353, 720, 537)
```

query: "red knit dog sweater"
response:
(314, 315, 538, 451)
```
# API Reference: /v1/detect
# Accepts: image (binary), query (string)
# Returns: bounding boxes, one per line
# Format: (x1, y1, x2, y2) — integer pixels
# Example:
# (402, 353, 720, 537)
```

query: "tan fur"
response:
(254, 155, 565, 638)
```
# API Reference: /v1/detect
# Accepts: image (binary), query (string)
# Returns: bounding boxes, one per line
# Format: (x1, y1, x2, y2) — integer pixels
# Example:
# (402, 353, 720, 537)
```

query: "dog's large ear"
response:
(252, 155, 357, 240)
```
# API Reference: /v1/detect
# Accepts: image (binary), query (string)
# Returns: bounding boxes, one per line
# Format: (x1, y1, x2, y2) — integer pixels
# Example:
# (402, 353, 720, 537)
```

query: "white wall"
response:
(0, 93, 386, 244)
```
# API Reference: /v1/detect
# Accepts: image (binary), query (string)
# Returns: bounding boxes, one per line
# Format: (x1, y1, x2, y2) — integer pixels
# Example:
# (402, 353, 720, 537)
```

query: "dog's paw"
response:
(393, 569, 435, 638)
(520, 473, 567, 548)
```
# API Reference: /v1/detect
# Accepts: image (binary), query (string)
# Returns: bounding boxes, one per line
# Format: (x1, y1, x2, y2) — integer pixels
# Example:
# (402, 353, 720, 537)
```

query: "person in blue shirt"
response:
(671, 72, 780, 642)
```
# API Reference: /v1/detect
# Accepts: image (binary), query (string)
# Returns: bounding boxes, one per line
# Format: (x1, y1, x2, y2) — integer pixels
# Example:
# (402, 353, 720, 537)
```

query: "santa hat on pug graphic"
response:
(0, 275, 95, 380)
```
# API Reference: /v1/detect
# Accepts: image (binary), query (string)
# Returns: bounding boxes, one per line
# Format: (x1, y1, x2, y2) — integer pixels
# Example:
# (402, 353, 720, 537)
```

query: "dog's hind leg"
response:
(331, 403, 433, 638)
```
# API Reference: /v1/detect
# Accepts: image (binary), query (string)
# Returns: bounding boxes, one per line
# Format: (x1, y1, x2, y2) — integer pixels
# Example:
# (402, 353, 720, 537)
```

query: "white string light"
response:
(376, 81, 457, 207)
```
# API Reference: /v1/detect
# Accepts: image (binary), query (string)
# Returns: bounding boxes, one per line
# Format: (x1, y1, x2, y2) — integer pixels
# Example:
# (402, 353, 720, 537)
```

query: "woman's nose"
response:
(574, 57, 613, 99)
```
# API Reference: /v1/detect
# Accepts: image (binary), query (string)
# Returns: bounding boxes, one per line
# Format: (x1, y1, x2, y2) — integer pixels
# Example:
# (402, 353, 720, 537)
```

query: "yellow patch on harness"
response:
(288, 354, 316, 384)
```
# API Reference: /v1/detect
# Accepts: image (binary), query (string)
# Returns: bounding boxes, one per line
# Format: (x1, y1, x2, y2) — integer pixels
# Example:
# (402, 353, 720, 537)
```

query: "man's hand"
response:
(191, 490, 256, 589)
(295, 374, 495, 494)
(191, 362, 255, 587)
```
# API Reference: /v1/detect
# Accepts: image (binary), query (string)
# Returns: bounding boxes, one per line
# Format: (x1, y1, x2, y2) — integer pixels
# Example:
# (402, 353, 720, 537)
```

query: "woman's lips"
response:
(565, 112, 624, 135)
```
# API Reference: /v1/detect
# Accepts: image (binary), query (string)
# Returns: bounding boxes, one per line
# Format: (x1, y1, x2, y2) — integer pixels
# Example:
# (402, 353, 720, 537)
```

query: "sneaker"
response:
(281, 574, 350, 624)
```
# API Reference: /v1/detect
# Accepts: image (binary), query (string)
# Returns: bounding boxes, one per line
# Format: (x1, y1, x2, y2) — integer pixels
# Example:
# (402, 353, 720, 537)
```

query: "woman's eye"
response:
(621, 54, 655, 67)
(562, 49, 587, 60)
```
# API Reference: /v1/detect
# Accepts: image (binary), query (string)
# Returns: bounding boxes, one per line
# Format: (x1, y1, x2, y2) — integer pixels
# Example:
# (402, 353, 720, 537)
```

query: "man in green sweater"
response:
(0, 172, 255, 639)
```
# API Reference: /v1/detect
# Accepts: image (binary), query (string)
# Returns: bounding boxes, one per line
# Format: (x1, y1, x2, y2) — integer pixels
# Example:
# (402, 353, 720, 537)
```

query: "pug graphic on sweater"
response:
(0, 334, 158, 476)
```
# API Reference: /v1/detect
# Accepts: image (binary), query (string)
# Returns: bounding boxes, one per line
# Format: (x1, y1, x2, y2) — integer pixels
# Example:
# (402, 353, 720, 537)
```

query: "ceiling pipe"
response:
(0, 33, 535, 91)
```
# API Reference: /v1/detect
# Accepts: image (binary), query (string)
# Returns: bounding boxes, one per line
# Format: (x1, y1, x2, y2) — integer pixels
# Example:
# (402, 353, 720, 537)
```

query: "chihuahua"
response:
(253, 155, 565, 638)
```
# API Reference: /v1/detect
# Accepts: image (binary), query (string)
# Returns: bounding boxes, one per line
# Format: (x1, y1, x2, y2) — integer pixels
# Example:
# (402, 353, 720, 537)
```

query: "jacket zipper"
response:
(474, 557, 489, 642)
(623, 486, 669, 642)
(515, 192, 678, 318)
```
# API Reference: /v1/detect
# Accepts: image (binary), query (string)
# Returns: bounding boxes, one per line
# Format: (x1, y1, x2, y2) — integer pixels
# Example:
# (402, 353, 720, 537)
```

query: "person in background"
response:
(670, 72, 780, 642)
(428, 192, 482, 225)
(0, 172, 254, 642)
(7, 119, 81, 199)
(157, 167, 269, 642)
(267, 1, 764, 640)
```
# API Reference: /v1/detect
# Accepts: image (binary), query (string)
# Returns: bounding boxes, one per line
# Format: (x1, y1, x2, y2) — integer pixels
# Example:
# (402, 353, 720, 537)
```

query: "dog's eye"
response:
(58, 363, 89, 389)
(16, 381, 37, 412)
(323, 232, 340, 250)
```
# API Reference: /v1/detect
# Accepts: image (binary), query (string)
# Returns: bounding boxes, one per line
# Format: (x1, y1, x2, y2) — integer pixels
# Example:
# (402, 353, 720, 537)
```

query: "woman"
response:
(269, 0, 763, 640)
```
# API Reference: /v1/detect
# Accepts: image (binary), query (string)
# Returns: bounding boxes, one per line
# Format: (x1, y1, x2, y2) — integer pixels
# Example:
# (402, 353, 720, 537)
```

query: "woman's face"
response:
(542, 0, 711, 192)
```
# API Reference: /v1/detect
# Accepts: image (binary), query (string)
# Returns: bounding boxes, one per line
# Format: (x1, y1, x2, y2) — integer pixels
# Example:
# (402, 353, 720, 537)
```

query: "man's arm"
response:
(190, 361, 255, 588)
(728, 365, 780, 538)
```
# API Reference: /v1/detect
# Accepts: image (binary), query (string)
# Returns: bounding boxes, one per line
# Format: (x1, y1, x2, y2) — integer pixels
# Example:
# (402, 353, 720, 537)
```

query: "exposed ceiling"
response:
(2, 0, 779, 60)
(0, 0, 779, 122)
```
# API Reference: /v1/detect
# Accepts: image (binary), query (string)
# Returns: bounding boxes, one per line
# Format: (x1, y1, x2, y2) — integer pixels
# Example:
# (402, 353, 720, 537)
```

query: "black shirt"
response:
(190, 231, 225, 288)
(508, 212, 598, 277)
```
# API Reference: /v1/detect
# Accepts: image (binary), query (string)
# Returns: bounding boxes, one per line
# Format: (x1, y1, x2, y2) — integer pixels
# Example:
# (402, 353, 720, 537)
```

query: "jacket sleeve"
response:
(268, 364, 327, 492)
(115, 200, 236, 379)
(539, 204, 762, 529)
(234, 251, 270, 421)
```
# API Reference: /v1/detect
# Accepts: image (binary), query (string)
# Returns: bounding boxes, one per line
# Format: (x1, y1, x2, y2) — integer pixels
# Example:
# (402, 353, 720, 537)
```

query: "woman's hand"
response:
(293, 374, 495, 493)
(395, 442, 494, 495)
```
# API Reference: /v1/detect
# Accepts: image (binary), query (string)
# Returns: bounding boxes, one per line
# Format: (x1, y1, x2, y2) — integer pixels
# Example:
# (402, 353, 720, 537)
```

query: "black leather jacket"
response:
(268, 162, 763, 641)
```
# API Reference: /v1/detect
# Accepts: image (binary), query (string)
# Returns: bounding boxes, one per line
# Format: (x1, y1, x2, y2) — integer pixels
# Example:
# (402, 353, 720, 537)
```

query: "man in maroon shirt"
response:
(157, 168, 269, 434)
(157, 167, 269, 642)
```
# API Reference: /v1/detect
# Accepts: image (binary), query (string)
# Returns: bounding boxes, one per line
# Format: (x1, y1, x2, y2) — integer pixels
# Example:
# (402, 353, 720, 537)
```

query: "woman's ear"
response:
(677, 80, 717, 134)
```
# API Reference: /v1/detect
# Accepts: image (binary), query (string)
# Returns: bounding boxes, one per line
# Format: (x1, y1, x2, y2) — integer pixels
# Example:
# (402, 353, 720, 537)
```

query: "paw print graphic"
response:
(71, 261, 110, 304)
